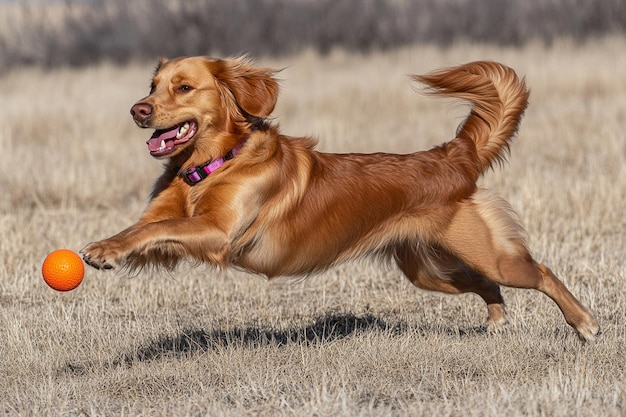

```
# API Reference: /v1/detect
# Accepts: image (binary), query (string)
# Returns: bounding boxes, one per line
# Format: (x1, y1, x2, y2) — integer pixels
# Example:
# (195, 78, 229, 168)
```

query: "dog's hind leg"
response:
(394, 242, 508, 331)
(441, 190, 599, 342)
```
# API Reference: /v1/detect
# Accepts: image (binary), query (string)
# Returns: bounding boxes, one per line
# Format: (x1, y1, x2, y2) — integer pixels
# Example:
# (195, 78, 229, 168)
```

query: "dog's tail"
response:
(413, 61, 529, 174)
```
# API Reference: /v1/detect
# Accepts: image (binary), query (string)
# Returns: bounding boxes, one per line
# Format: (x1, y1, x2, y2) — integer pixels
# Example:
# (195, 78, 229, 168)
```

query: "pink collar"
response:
(181, 139, 247, 185)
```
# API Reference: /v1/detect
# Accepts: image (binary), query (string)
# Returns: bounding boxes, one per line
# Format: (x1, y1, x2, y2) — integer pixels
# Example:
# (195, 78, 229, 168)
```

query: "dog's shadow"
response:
(59, 313, 485, 376)
(114, 313, 403, 367)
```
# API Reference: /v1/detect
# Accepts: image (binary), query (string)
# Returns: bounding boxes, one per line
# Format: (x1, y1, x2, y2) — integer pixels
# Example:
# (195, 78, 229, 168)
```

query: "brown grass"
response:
(1, 38, 625, 416)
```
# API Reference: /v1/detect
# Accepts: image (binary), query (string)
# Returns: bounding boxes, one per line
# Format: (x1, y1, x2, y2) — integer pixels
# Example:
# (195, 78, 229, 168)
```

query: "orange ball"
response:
(42, 249, 85, 291)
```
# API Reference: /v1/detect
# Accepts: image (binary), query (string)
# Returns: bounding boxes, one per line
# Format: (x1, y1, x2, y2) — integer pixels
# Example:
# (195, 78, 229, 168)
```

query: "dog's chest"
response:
(184, 184, 208, 217)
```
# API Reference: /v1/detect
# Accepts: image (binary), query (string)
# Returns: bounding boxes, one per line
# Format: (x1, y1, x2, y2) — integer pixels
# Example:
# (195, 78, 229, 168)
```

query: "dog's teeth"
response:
(159, 140, 166, 151)
(177, 124, 189, 139)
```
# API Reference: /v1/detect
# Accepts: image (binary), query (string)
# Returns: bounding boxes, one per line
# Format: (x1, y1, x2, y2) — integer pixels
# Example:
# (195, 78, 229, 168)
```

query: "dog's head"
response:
(130, 56, 279, 159)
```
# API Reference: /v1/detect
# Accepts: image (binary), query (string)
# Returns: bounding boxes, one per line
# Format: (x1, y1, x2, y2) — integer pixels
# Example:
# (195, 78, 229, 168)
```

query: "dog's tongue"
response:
(146, 126, 179, 153)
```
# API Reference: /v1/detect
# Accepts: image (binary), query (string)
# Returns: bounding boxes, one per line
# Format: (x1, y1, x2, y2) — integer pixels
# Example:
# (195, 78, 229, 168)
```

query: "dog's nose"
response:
(130, 103, 153, 123)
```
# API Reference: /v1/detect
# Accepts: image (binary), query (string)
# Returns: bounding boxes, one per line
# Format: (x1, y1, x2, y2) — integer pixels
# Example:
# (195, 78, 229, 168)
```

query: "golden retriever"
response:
(81, 56, 599, 342)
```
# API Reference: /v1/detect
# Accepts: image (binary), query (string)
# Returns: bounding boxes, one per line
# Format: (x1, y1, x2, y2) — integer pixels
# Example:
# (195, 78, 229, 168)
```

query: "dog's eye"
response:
(149, 83, 156, 94)
(179, 85, 193, 92)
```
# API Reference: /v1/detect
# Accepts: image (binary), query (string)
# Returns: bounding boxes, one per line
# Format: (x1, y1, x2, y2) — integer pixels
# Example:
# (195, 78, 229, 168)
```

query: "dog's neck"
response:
(179, 138, 248, 185)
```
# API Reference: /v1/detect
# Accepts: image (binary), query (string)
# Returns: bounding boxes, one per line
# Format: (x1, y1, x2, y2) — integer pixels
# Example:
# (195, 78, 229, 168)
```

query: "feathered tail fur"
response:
(414, 61, 530, 173)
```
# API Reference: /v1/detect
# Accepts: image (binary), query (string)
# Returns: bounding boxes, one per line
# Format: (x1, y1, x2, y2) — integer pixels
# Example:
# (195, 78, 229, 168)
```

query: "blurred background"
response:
(1, 0, 625, 72)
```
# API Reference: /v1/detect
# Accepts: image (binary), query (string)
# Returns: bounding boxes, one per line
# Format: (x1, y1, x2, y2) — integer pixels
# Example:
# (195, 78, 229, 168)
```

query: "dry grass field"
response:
(1, 38, 625, 416)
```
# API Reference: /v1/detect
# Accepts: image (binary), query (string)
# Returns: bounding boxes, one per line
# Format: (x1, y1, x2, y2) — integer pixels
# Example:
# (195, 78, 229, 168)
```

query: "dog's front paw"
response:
(80, 239, 126, 270)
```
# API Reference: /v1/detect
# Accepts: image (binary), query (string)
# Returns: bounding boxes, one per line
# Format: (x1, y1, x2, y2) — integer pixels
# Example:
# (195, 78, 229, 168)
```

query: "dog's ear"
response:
(155, 57, 169, 73)
(207, 57, 279, 120)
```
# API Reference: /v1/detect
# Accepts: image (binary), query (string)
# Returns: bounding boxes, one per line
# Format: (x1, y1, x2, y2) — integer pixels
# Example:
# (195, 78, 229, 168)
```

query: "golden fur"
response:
(81, 56, 599, 341)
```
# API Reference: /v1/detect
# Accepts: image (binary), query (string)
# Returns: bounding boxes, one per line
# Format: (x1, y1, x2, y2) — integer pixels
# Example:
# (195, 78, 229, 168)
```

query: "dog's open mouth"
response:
(146, 121, 198, 156)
